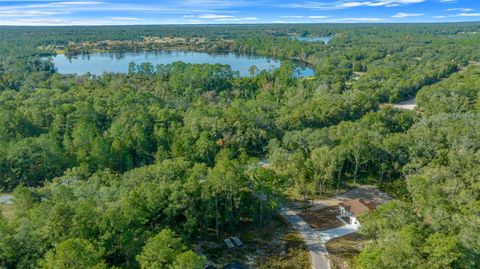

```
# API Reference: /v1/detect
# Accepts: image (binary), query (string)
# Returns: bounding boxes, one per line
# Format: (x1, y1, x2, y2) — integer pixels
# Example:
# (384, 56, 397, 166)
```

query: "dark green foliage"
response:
(136, 229, 205, 269)
(355, 114, 480, 268)
(417, 65, 480, 114)
(41, 238, 107, 269)
(0, 23, 479, 269)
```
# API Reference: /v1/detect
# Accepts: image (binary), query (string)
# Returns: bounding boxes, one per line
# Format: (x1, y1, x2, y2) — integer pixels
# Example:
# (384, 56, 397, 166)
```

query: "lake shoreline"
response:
(51, 49, 315, 77)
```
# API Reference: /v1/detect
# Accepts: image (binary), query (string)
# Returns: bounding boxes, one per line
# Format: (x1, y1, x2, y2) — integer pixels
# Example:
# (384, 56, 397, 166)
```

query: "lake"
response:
(291, 36, 333, 44)
(52, 51, 314, 77)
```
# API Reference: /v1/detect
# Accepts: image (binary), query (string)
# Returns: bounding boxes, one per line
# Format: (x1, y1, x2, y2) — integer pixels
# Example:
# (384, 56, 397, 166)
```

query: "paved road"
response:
(391, 97, 416, 110)
(279, 207, 330, 269)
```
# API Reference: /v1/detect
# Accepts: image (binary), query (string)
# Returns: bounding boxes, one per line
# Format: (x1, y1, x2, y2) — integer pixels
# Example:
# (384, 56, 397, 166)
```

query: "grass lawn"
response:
(197, 216, 311, 269)
(0, 204, 13, 219)
(326, 233, 369, 269)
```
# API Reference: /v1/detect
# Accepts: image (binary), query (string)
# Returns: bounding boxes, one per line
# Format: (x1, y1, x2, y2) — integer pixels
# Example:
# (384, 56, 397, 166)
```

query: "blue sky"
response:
(0, 0, 479, 25)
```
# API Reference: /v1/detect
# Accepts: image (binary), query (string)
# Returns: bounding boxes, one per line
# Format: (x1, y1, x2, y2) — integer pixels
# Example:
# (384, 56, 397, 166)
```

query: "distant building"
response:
(258, 159, 270, 168)
(339, 199, 376, 226)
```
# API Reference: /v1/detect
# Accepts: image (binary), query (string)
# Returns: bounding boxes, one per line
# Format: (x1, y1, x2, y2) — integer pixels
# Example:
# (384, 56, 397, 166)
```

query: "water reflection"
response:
(54, 50, 314, 77)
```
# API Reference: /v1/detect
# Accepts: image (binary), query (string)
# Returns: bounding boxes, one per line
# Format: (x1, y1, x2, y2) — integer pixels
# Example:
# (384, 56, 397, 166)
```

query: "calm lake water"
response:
(291, 36, 333, 44)
(52, 51, 314, 77)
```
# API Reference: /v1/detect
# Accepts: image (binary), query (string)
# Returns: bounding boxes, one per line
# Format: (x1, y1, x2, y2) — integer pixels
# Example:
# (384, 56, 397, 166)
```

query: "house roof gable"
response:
(340, 199, 376, 216)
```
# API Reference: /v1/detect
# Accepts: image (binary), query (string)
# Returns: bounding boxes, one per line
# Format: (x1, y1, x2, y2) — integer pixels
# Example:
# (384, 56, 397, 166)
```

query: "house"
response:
(258, 159, 270, 168)
(339, 199, 376, 226)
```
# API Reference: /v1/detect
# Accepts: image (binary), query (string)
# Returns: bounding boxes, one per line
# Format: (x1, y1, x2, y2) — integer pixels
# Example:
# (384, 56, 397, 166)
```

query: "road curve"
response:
(278, 207, 330, 269)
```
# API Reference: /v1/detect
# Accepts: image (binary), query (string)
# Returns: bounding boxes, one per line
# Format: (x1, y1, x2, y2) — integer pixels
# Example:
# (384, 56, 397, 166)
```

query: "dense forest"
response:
(0, 23, 479, 269)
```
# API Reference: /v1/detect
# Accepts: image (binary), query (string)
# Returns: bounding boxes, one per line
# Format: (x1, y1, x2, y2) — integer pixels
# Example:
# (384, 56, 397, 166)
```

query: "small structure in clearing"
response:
(224, 236, 244, 249)
(339, 199, 376, 227)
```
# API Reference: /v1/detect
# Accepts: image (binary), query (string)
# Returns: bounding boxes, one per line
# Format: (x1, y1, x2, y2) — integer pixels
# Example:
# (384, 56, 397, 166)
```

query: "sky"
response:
(0, 0, 479, 26)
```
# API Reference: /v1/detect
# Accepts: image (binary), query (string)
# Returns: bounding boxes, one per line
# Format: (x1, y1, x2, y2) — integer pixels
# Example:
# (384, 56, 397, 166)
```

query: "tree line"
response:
(0, 23, 479, 268)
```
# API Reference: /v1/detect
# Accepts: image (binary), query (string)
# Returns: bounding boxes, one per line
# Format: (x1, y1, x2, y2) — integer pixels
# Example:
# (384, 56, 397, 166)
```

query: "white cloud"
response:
(279, 15, 329, 20)
(331, 17, 387, 22)
(287, 0, 425, 10)
(455, 13, 480, 17)
(104, 16, 146, 21)
(197, 14, 235, 19)
(0, 0, 285, 25)
(0, 10, 68, 16)
(392, 12, 424, 18)
(446, 8, 474, 12)
(215, 17, 258, 22)
(340, 2, 369, 8)
(1, 1, 228, 15)
(0, 18, 142, 26)
(307, 15, 330, 19)
(275, 15, 330, 22)
(53, 1, 104, 5)
(431, 12, 480, 19)
(280, 15, 305, 18)
(0, 0, 478, 25)
(176, 0, 257, 8)
(181, 13, 258, 23)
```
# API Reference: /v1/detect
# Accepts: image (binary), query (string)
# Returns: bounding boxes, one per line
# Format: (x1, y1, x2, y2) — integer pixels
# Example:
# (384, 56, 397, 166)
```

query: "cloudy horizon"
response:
(0, 0, 478, 26)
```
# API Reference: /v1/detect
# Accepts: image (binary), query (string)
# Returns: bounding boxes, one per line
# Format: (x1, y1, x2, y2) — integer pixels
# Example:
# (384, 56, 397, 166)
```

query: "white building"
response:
(339, 199, 376, 227)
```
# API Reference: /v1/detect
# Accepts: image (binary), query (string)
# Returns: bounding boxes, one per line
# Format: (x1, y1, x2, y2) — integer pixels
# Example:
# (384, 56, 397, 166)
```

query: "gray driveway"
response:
(278, 186, 391, 269)
(279, 207, 330, 269)
(317, 224, 358, 242)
